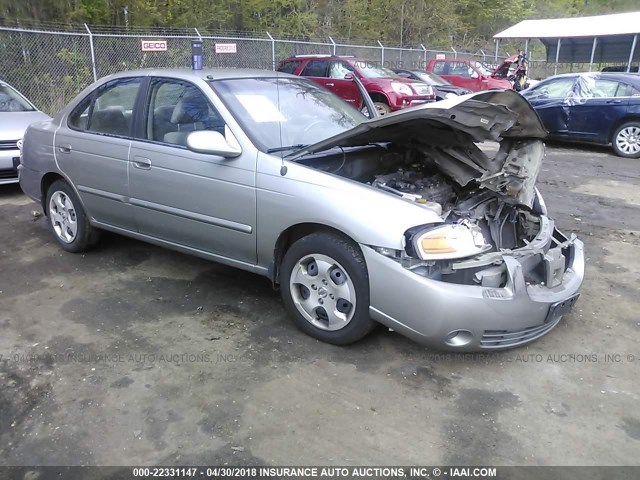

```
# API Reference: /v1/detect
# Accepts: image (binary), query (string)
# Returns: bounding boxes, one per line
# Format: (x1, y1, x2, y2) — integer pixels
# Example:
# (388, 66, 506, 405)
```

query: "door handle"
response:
(133, 157, 152, 169)
(606, 99, 622, 104)
(326, 82, 335, 87)
(58, 144, 72, 153)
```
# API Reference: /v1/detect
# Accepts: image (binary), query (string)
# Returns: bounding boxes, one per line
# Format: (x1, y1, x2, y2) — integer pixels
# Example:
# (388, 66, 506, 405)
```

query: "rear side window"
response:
(301, 60, 329, 77)
(69, 78, 142, 137)
(431, 61, 446, 75)
(278, 60, 301, 74)
(591, 80, 628, 97)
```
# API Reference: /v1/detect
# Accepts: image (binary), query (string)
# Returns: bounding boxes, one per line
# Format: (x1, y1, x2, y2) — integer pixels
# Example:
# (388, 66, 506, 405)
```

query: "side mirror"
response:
(186, 130, 242, 158)
(344, 73, 354, 80)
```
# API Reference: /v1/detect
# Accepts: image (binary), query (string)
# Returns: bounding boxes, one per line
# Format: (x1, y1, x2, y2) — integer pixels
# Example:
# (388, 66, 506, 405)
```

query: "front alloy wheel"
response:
(280, 233, 376, 345)
(613, 122, 640, 158)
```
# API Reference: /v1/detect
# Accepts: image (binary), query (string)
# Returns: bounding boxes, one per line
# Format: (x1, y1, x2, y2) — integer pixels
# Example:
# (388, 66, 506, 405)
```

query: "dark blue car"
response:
(521, 72, 640, 158)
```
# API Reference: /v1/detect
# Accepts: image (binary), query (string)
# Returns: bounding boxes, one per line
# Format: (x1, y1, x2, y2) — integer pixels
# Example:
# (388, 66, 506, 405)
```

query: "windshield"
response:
(472, 61, 494, 77)
(0, 83, 35, 112)
(410, 71, 451, 86)
(211, 77, 365, 153)
(354, 61, 398, 79)
(424, 72, 451, 85)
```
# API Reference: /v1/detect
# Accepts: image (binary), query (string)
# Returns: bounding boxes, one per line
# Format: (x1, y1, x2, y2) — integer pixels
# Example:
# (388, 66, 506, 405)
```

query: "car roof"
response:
(541, 71, 640, 84)
(103, 68, 298, 82)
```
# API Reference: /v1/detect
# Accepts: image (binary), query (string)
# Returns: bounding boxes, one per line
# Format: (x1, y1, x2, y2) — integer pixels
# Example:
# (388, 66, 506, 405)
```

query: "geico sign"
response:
(141, 40, 168, 52)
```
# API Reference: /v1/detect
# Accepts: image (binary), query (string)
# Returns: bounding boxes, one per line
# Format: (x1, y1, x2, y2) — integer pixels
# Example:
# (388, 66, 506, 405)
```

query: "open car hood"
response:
(290, 90, 548, 207)
(492, 54, 518, 77)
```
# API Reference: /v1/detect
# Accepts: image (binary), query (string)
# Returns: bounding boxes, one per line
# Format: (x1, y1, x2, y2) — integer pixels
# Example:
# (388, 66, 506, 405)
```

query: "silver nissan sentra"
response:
(18, 68, 584, 350)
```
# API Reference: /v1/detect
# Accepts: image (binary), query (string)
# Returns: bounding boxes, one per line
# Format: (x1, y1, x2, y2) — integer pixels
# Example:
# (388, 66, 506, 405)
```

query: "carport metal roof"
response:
(493, 12, 640, 74)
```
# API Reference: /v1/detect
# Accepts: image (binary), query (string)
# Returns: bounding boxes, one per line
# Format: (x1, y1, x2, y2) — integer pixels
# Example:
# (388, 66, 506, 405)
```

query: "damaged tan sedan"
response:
(18, 69, 584, 350)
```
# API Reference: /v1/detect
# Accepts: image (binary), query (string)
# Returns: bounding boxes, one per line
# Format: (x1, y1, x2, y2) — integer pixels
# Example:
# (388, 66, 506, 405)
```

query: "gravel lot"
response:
(0, 144, 639, 467)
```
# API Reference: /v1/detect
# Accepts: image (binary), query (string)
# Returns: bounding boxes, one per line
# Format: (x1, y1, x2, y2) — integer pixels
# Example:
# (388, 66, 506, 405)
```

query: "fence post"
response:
(377, 40, 384, 65)
(266, 32, 276, 70)
(84, 23, 97, 82)
(451, 47, 457, 59)
(328, 36, 337, 56)
(194, 28, 203, 40)
(420, 44, 427, 68)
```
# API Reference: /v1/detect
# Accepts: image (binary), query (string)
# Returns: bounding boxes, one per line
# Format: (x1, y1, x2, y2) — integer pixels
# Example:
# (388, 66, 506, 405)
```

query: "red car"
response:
(425, 57, 513, 92)
(277, 55, 435, 115)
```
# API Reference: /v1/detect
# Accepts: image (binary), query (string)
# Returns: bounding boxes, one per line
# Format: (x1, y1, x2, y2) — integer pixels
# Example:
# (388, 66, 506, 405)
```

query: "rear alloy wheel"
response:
(280, 233, 376, 345)
(612, 122, 640, 158)
(46, 180, 99, 252)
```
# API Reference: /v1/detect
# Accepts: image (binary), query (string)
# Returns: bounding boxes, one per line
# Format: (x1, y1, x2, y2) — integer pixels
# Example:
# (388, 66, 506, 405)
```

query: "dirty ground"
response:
(0, 144, 639, 466)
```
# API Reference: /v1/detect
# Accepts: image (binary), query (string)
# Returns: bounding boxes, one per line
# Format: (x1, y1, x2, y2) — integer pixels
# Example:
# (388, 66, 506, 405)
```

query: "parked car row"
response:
(277, 55, 437, 115)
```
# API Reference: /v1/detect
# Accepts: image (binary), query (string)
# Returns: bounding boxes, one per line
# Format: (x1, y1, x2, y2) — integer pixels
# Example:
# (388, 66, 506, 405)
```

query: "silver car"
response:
(0, 81, 50, 185)
(18, 68, 584, 351)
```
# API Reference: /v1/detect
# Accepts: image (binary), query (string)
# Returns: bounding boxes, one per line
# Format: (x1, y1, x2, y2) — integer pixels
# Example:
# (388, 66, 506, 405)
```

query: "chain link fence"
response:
(1, 23, 511, 115)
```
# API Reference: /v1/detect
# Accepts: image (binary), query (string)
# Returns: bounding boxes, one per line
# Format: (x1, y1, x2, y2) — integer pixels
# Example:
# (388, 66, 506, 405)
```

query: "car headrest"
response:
(171, 91, 208, 124)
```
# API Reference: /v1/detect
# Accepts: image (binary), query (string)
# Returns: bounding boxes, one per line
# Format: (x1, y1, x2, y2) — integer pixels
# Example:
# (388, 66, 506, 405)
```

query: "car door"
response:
(54, 77, 141, 230)
(128, 77, 257, 264)
(566, 78, 631, 143)
(300, 59, 333, 93)
(445, 61, 479, 91)
(524, 76, 577, 136)
(327, 61, 361, 106)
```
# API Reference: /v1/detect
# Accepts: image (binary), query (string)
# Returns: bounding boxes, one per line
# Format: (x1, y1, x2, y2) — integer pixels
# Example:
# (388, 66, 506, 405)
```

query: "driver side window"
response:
(145, 78, 226, 147)
(450, 62, 471, 78)
(541, 78, 576, 98)
(329, 62, 353, 79)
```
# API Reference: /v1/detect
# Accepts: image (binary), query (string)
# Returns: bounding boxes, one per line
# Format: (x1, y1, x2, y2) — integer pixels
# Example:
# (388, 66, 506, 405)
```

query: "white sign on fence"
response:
(215, 43, 237, 54)
(141, 40, 168, 52)
(435, 53, 446, 59)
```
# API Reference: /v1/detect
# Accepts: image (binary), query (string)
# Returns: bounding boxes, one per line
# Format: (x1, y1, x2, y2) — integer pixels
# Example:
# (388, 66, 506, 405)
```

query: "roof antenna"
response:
(276, 70, 288, 176)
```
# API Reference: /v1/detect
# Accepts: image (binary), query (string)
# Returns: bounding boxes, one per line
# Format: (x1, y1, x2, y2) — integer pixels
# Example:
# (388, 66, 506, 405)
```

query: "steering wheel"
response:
(297, 120, 336, 144)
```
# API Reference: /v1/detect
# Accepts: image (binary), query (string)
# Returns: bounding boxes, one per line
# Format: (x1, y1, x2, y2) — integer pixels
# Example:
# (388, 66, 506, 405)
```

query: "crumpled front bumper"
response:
(362, 226, 584, 351)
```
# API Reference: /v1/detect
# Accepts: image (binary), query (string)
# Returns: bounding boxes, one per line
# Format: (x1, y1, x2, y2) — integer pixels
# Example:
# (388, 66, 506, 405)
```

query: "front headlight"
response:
(413, 223, 490, 260)
(391, 82, 414, 96)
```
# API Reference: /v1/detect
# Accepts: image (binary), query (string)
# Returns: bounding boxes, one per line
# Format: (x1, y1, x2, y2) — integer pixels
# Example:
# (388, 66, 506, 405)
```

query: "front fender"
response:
(255, 152, 442, 269)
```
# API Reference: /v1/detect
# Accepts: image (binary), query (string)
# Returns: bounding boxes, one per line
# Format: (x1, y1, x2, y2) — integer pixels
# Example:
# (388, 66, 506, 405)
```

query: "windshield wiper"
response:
(267, 144, 308, 154)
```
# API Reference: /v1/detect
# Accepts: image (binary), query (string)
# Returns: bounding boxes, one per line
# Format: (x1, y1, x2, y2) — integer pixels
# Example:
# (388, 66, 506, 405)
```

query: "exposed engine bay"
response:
(297, 141, 544, 251)
(296, 139, 571, 289)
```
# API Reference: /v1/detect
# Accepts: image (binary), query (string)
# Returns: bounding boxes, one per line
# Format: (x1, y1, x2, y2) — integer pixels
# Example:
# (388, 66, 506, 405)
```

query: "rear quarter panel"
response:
(19, 120, 60, 202)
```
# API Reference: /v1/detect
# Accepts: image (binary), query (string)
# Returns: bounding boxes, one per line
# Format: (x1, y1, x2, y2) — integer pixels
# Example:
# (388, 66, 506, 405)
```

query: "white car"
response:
(0, 81, 50, 185)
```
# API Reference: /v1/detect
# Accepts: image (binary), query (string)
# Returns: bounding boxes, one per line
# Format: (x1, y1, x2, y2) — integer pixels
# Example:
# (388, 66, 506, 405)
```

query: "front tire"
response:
(46, 180, 100, 252)
(280, 233, 376, 345)
(612, 122, 640, 158)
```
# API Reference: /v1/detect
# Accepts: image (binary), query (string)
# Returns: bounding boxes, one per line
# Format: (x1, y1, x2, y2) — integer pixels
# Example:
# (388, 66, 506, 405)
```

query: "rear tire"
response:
(46, 180, 100, 253)
(280, 233, 376, 345)
(612, 122, 640, 158)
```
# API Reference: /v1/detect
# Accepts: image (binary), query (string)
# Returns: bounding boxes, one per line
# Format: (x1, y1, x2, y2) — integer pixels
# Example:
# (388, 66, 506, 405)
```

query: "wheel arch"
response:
(609, 116, 640, 143)
(40, 172, 65, 214)
(367, 91, 390, 105)
(270, 222, 360, 286)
